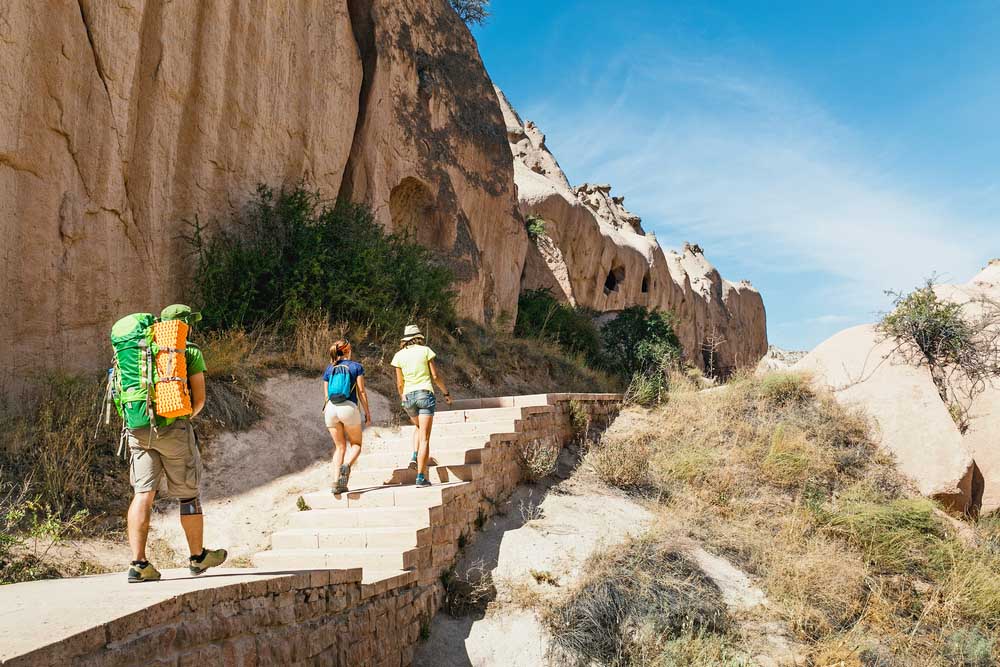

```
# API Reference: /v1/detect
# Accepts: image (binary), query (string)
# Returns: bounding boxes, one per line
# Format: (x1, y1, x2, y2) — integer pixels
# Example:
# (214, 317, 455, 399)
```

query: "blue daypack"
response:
(327, 363, 354, 404)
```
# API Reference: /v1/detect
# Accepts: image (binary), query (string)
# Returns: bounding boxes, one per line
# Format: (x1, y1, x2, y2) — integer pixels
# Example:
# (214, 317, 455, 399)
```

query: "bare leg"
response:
(343, 422, 364, 467)
(416, 415, 434, 475)
(180, 514, 204, 556)
(127, 491, 156, 561)
(330, 425, 347, 473)
(411, 418, 420, 459)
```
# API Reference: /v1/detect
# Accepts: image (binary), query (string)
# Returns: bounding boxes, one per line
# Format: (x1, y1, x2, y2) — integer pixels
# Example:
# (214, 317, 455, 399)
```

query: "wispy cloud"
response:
(518, 53, 1000, 348)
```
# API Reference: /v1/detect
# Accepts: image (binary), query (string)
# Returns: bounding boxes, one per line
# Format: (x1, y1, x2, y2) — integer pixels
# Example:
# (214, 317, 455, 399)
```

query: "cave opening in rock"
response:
(389, 177, 450, 249)
(641, 272, 650, 293)
(603, 266, 625, 294)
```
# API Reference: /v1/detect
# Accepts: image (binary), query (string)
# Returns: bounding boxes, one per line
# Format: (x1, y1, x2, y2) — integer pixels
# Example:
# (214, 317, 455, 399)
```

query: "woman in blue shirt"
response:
(322, 339, 372, 493)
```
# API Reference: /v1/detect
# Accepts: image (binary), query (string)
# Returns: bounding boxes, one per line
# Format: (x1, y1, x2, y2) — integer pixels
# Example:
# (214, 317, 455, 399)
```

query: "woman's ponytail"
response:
(329, 339, 349, 364)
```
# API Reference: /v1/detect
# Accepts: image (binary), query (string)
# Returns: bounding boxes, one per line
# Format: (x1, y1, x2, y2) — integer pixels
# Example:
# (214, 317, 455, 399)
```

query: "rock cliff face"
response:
(498, 89, 768, 373)
(0, 0, 524, 382)
(340, 1, 525, 323)
(1, 1, 766, 385)
(797, 261, 1000, 515)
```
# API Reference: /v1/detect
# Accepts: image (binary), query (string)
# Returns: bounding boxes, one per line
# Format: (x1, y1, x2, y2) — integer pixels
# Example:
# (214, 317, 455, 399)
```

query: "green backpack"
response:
(109, 313, 159, 430)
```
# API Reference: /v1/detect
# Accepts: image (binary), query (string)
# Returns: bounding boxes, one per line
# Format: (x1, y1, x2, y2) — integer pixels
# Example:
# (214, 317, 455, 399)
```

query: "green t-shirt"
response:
(390, 344, 436, 395)
(156, 343, 207, 428)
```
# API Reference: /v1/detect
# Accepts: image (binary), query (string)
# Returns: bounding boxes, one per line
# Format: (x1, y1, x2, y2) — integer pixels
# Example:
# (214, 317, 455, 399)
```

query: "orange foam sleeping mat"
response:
(152, 319, 193, 419)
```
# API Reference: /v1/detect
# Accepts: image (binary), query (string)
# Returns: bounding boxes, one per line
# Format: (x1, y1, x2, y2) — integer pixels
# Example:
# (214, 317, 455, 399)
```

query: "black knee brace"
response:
(179, 497, 202, 516)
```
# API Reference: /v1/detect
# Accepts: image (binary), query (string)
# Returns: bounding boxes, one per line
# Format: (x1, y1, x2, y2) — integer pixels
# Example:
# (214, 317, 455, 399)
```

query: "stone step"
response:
(357, 433, 493, 456)
(349, 462, 482, 487)
(288, 506, 433, 530)
(357, 446, 486, 469)
(431, 407, 525, 424)
(361, 570, 419, 597)
(300, 481, 471, 509)
(253, 546, 422, 571)
(450, 395, 552, 410)
(398, 419, 518, 439)
(270, 526, 430, 550)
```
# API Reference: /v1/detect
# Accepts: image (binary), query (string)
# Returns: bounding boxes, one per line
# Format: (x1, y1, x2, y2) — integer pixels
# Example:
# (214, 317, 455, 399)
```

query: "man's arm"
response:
(189, 372, 206, 417)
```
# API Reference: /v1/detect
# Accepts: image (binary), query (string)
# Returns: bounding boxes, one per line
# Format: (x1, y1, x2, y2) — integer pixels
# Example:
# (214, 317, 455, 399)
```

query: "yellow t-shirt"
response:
(390, 345, 436, 395)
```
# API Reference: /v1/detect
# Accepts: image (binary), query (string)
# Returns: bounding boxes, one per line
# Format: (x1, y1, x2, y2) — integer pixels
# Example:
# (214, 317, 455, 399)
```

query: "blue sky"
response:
(473, 1, 1000, 350)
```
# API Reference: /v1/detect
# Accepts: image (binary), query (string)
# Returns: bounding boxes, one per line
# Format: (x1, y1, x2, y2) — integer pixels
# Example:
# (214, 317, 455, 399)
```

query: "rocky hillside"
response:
(497, 89, 767, 373)
(0, 1, 766, 383)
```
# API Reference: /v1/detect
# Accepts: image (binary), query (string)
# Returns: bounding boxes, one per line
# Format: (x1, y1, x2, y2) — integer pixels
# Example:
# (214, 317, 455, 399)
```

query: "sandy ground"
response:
(69, 373, 403, 569)
(414, 450, 653, 667)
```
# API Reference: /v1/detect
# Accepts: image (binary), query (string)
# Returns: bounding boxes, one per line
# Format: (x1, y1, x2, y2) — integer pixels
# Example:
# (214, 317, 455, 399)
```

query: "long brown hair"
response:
(399, 335, 424, 351)
(329, 339, 349, 364)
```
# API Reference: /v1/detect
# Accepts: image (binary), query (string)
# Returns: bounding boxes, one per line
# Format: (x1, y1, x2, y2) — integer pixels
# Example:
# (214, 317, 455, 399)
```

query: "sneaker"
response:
(409, 451, 418, 468)
(127, 560, 161, 583)
(189, 548, 228, 576)
(415, 474, 432, 488)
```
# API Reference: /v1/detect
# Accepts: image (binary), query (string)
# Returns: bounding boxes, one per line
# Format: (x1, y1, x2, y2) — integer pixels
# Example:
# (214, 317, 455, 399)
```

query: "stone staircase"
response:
(0, 393, 620, 667)
(252, 395, 618, 600)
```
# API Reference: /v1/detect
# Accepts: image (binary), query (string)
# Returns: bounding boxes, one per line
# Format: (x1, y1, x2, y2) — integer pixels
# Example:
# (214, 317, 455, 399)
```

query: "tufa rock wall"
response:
(340, 1, 525, 324)
(497, 88, 768, 373)
(0, 0, 525, 384)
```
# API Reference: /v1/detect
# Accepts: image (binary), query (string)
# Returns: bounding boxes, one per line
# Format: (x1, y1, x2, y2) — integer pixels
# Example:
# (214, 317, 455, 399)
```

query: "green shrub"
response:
(514, 288, 601, 359)
(942, 628, 995, 667)
(525, 215, 546, 241)
(877, 278, 1000, 431)
(187, 185, 456, 336)
(601, 306, 681, 379)
(879, 280, 975, 368)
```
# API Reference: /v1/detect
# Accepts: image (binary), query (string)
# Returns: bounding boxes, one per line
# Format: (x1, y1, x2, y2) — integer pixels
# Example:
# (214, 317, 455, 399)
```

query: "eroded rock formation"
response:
(797, 261, 1000, 515)
(498, 88, 768, 373)
(1, 1, 767, 386)
(1, 1, 524, 381)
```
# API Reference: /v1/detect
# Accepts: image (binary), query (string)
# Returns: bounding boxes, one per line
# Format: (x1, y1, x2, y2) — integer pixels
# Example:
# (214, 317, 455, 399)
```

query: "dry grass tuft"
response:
(543, 536, 733, 667)
(517, 437, 560, 483)
(0, 375, 126, 525)
(586, 432, 657, 492)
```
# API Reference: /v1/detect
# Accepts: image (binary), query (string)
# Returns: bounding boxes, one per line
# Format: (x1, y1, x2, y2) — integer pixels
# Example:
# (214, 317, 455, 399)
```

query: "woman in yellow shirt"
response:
(390, 325, 452, 487)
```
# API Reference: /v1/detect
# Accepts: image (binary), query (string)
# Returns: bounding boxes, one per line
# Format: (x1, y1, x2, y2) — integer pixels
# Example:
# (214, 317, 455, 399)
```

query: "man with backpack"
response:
(122, 304, 227, 583)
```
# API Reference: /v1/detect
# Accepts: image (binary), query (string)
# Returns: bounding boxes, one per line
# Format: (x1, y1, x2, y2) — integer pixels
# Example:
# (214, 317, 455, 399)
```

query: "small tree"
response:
(877, 278, 1000, 432)
(602, 306, 681, 379)
(450, 0, 490, 26)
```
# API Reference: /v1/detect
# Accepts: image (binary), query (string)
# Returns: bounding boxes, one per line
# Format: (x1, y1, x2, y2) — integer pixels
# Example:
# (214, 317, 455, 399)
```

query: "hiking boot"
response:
(415, 474, 432, 488)
(334, 464, 350, 494)
(127, 560, 161, 583)
(189, 548, 227, 576)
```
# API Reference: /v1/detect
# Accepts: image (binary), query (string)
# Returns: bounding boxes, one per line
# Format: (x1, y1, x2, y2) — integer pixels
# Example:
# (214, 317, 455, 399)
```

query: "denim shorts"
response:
(402, 390, 436, 418)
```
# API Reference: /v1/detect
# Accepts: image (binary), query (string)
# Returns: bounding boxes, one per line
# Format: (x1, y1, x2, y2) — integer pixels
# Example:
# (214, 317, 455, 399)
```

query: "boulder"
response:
(498, 88, 768, 373)
(795, 324, 977, 513)
(933, 261, 1000, 514)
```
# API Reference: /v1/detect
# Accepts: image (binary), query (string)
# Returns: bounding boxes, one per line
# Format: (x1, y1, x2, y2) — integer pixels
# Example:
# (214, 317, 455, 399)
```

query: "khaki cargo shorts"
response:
(128, 420, 202, 498)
